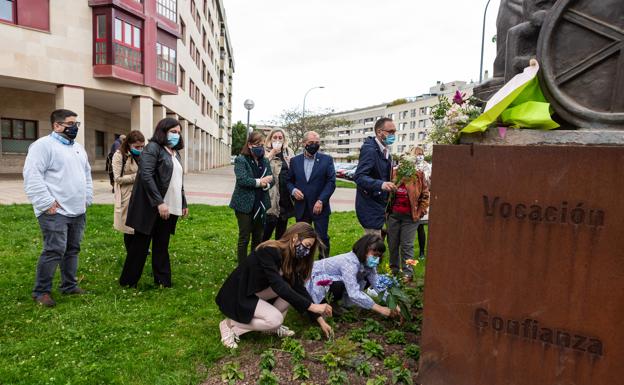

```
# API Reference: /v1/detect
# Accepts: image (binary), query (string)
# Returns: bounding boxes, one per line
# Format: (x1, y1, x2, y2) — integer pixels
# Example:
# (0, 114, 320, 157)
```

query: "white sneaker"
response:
(275, 325, 295, 338)
(219, 319, 239, 349)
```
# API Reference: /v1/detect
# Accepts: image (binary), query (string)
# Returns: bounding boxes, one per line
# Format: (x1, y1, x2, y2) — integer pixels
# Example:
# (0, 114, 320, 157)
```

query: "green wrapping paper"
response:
(462, 60, 559, 133)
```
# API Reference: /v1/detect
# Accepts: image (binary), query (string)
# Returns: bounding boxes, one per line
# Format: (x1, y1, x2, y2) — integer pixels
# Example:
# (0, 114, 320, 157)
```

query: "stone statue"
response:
(475, 0, 555, 100)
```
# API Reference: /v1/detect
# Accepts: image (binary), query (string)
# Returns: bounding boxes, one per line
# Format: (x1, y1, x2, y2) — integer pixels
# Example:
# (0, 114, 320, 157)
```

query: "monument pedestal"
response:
(418, 142, 624, 385)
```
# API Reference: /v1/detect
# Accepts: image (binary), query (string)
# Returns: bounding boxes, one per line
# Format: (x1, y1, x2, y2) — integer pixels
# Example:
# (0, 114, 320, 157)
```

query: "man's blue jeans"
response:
(33, 213, 86, 297)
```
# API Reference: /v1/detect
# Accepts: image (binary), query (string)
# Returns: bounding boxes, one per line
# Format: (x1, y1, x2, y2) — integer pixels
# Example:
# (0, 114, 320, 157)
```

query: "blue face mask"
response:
(167, 133, 180, 147)
(251, 146, 265, 158)
(384, 134, 396, 146)
(366, 255, 380, 268)
(130, 148, 142, 156)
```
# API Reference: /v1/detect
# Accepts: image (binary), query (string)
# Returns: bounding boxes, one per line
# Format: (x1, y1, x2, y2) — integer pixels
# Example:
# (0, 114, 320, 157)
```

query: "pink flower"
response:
(452, 91, 466, 105)
(316, 279, 333, 287)
(405, 259, 418, 266)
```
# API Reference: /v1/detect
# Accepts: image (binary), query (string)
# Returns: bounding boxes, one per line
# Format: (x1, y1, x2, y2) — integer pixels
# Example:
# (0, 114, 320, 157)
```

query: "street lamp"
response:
(244, 99, 255, 134)
(302, 86, 325, 130)
(479, 0, 492, 83)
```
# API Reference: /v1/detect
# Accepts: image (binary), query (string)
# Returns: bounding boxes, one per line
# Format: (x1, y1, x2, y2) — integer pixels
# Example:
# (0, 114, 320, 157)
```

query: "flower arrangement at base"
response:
(427, 91, 483, 145)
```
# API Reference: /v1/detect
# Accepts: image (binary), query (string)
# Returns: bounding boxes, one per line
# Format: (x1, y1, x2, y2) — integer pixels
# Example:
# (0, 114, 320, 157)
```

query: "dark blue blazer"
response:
(353, 137, 392, 229)
(287, 152, 336, 219)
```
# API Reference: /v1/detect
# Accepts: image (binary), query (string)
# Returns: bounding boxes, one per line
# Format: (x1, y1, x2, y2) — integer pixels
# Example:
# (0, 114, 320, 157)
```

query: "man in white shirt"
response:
(23, 109, 93, 307)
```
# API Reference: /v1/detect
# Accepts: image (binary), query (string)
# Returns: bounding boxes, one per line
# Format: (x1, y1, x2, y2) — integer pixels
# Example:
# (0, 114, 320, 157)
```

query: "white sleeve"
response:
(23, 142, 55, 213)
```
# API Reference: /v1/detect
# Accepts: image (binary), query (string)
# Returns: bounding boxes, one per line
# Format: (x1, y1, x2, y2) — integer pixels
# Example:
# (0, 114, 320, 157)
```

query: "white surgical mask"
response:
(272, 141, 283, 150)
(416, 155, 425, 162)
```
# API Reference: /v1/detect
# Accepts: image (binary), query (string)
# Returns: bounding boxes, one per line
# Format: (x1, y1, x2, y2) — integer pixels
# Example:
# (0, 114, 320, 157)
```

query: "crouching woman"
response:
(216, 222, 333, 348)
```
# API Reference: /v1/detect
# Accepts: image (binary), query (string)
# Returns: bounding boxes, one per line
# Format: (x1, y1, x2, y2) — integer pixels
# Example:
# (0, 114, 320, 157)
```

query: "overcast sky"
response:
(224, 0, 500, 124)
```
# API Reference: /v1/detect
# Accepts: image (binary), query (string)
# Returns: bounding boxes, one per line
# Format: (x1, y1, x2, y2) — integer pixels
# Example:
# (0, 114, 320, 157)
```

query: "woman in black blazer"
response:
(120, 118, 188, 288)
(216, 222, 333, 348)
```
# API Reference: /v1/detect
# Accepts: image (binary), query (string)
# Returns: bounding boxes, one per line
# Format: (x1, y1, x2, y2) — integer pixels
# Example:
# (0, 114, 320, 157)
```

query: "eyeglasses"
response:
(57, 121, 81, 128)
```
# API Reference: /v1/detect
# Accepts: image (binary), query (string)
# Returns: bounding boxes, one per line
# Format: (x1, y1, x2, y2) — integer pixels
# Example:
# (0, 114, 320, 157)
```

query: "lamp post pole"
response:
(302, 86, 325, 130)
(244, 99, 255, 135)
(479, 0, 492, 83)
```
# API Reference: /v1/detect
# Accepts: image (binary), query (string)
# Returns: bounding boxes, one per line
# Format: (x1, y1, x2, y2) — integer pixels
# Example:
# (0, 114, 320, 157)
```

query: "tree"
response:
(276, 108, 351, 154)
(231, 121, 248, 155)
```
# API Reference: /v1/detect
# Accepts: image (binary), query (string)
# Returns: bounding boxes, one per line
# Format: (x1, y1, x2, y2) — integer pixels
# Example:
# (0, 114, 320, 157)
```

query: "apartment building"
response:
(324, 81, 474, 162)
(0, 0, 234, 173)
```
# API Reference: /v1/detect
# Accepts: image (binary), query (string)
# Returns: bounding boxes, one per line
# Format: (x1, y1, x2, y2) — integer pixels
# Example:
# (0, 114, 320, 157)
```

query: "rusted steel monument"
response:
(419, 1, 624, 384)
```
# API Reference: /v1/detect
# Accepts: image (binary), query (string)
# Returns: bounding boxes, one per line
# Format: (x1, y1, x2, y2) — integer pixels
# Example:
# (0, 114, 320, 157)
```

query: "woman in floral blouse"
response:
(305, 234, 399, 317)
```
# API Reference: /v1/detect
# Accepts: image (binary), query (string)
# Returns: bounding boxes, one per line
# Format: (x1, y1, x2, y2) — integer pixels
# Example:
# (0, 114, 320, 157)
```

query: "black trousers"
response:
(235, 211, 264, 265)
(417, 224, 426, 255)
(262, 215, 289, 241)
(119, 216, 177, 287)
(299, 207, 330, 258)
(321, 281, 346, 304)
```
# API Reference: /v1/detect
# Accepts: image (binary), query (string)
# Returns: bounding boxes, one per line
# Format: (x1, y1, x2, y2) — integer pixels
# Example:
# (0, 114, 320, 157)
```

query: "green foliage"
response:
(363, 318, 383, 333)
(383, 286, 413, 321)
(405, 344, 421, 361)
(366, 375, 388, 385)
(292, 363, 310, 381)
(321, 352, 340, 369)
(348, 328, 369, 343)
(302, 326, 323, 341)
(387, 98, 409, 107)
(221, 362, 245, 385)
(0, 205, 429, 385)
(335, 179, 357, 189)
(277, 107, 351, 154)
(327, 370, 349, 385)
(355, 361, 373, 377)
(231, 121, 249, 156)
(257, 369, 279, 385)
(281, 337, 306, 362)
(385, 330, 406, 345)
(383, 354, 402, 370)
(391, 367, 413, 385)
(336, 308, 359, 323)
(326, 336, 358, 362)
(361, 339, 384, 359)
(259, 350, 276, 371)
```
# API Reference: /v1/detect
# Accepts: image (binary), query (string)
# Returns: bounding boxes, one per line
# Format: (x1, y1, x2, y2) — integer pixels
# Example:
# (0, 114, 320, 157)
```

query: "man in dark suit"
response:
(353, 118, 397, 236)
(287, 131, 336, 257)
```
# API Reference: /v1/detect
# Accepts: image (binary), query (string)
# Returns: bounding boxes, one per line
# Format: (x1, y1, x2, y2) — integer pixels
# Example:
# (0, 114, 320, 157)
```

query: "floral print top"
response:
(305, 251, 378, 309)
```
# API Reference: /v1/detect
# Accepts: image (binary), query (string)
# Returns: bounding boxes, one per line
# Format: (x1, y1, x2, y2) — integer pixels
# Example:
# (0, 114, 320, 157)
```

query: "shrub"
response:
(405, 344, 420, 360)
(362, 339, 384, 359)
(321, 352, 339, 369)
(383, 354, 402, 370)
(221, 362, 244, 385)
(363, 319, 383, 333)
(259, 350, 276, 371)
(292, 363, 310, 381)
(348, 328, 368, 343)
(355, 361, 373, 377)
(327, 336, 358, 362)
(327, 370, 349, 385)
(366, 375, 388, 385)
(385, 330, 406, 345)
(257, 369, 279, 385)
(303, 327, 323, 341)
(391, 367, 413, 385)
(281, 337, 305, 362)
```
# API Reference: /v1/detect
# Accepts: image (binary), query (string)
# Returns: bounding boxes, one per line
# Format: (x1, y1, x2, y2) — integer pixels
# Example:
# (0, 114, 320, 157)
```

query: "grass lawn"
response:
(0, 204, 427, 385)
(335, 178, 356, 189)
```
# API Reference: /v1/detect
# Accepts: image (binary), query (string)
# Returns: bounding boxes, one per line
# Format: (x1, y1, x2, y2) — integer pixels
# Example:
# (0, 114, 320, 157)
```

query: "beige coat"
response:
(112, 150, 139, 234)
(266, 147, 291, 217)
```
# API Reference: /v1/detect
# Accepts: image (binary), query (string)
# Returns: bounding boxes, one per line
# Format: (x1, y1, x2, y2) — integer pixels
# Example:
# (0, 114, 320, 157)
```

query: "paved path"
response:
(0, 166, 357, 212)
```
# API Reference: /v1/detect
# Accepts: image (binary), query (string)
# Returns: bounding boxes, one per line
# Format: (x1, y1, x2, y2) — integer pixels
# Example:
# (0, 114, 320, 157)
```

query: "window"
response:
(202, 27, 207, 51)
(1, 118, 37, 153)
(179, 65, 186, 90)
(156, 42, 176, 83)
(398, 122, 407, 131)
(195, 48, 201, 67)
(400, 111, 408, 119)
(202, 61, 206, 83)
(189, 38, 196, 63)
(189, 79, 195, 101)
(113, 18, 142, 72)
(202, 94, 206, 115)
(179, 18, 186, 45)
(195, 85, 200, 105)
(410, 109, 416, 117)
(418, 132, 427, 141)
(409, 133, 415, 141)
(203, 0, 208, 17)
(418, 120, 426, 128)
(95, 14, 107, 64)
(157, 0, 177, 22)
(95, 131, 105, 158)
(388, 113, 394, 120)
(0, 0, 15, 23)
(410, 121, 416, 129)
